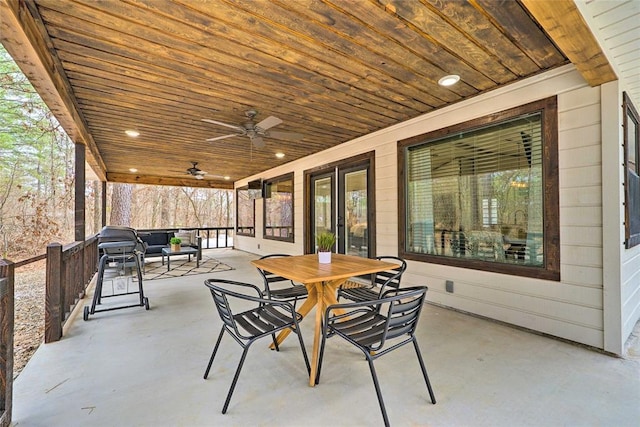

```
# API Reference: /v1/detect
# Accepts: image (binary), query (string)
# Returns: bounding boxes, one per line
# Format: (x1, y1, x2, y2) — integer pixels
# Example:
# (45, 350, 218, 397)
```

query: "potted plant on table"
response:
(316, 231, 336, 264)
(170, 237, 182, 252)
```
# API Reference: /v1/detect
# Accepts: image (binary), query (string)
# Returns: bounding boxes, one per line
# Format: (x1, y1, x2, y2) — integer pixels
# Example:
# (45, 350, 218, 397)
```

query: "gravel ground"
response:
(13, 260, 45, 378)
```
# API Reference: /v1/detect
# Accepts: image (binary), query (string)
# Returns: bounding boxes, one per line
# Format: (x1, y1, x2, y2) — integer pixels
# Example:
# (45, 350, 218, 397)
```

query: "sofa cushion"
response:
(142, 232, 169, 246)
(145, 245, 166, 254)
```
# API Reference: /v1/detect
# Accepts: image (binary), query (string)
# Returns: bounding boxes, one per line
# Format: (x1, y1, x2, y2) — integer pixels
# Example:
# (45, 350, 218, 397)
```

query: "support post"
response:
(0, 259, 15, 427)
(101, 181, 107, 228)
(45, 243, 63, 343)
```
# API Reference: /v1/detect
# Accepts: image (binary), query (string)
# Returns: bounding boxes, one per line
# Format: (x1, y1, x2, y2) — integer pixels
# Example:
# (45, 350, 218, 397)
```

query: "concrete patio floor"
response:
(13, 249, 640, 426)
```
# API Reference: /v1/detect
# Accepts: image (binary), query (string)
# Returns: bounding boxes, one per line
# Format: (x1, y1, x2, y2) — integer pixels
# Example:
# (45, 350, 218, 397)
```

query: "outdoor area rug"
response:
(142, 256, 234, 280)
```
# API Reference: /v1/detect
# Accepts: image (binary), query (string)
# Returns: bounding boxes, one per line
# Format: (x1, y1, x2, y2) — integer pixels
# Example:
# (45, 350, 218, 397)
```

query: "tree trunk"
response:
(109, 183, 133, 226)
(93, 180, 101, 232)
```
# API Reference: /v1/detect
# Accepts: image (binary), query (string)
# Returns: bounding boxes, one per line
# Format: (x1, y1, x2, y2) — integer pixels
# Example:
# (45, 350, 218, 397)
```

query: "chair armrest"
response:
(204, 279, 297, 315)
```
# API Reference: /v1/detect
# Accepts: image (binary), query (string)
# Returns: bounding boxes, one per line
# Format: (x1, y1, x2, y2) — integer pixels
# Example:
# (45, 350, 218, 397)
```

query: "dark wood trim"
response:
(303, 151, 376, 256)
(235, 185, 255, 237)
(398, 96, 560, 281)
(263, 172, 295, 243)
(623, 91, 640, 249)
(0, 259, 15, 427)
(75, 143, 86, 241)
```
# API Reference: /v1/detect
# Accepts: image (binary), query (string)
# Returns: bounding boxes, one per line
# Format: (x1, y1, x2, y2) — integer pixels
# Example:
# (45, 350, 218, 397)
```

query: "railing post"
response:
(45, 243, 63, 343)
(0, 259, 15, 427)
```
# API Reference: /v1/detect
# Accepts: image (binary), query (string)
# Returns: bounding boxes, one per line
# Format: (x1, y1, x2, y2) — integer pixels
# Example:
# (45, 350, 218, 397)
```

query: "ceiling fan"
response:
(202, 109, 303, 148)
(184, 161, 207, 179)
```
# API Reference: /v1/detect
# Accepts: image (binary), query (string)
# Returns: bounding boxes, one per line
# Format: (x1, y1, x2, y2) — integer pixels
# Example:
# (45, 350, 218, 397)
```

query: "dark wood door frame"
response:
(303, 151, 376, 255)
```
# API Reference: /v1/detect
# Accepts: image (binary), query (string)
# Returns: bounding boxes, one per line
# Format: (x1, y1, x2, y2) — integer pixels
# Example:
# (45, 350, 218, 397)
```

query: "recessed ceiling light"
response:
(125, 130, 140, 137)
(129, 168, 138, 173)
(275, 152, 285, 158)
(224, 176, 230, 180)
(438, 74, 460, 87)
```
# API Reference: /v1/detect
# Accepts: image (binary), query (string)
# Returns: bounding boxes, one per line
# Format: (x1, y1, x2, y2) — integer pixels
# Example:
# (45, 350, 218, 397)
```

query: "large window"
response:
(264, 173, 294, 242)
(398, 97, 559, 280)
(236, 186, 255, 237)
(624, 92, 640, 249)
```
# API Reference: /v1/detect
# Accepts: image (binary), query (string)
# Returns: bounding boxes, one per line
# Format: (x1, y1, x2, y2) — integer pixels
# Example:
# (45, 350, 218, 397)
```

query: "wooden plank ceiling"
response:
(1, 0, 616, 189)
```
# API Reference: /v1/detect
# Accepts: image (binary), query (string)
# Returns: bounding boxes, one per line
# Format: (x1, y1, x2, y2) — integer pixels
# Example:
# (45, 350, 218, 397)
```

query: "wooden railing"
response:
(45, 234, 99, 343)
(0, 259, 15, 427)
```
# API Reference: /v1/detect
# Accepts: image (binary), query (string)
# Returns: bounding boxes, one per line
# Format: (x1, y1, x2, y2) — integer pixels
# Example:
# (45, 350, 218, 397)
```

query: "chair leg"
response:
(293, 325, 311, 374)
(271, 333, 280, 351)
(413, 339, 436, 404)
(315, 331, 328, 385)
(204, 328, 225, 379)
(366, 357, 390, 427)
(222, 345, 251, 414)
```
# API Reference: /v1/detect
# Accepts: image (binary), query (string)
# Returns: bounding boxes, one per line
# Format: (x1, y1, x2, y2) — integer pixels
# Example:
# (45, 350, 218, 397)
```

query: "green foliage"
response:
(0, 45, 235, 259)
(316, 231, 336, 252)
(169, 237, 181, 245)
(0, 45, 75, 258)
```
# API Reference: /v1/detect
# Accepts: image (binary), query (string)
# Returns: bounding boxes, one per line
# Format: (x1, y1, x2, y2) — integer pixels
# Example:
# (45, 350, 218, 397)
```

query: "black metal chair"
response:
(337, 256, 407, 303)
(203, 278, 310, 414)
(256, 254, 308, 309)
(316, 286, 436, 427)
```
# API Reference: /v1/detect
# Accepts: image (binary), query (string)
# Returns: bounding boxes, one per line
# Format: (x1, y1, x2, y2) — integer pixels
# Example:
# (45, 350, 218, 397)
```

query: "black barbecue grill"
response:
(84, 226, 149, 320)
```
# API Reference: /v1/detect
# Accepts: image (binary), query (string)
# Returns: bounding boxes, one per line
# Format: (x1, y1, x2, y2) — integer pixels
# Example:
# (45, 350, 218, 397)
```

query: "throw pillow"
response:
(174, 231, 192, 246)
(178, 229, 197, 246)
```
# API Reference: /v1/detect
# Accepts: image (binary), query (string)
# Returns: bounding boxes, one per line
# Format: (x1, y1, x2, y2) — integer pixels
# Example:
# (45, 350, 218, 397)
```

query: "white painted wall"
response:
(235, 64, 638, 353)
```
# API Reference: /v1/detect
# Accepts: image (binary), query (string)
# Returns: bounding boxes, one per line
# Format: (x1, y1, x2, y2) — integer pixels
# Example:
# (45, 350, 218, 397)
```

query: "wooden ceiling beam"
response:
(106, 173, 233, 190)
(0, 0, 107, 181)
(520, 0, 616, 86)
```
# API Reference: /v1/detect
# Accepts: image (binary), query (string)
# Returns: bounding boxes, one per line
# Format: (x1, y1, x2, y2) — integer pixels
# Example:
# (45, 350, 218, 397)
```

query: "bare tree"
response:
(109, 183, 133, 226)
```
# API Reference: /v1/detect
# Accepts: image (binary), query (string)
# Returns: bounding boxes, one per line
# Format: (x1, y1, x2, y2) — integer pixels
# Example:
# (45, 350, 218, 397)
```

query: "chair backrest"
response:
(257, 254, 296, 294)
(204, 279, 265, 339)
(372, 256, 407, 293)
(377, 286, 427, 349)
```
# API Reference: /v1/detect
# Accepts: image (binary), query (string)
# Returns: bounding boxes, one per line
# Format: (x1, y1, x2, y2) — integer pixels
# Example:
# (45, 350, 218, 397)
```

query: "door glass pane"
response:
(344, 169, 368, 257)
(314, 176, 332, 251)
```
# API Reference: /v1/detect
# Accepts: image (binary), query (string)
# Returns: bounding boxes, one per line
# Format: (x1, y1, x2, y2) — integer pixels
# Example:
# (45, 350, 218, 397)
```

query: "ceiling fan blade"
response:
(251, 135, 265, 148)
(255, 116, 282, 131)
(202, 118, 244, 132)
(206, 133, 238, 142)
(267, 130, 304, 141)
(195, 175, 204, 180)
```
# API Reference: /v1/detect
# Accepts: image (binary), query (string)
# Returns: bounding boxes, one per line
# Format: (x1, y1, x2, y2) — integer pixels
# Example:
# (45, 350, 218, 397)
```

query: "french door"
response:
(306, 153, 374, 258)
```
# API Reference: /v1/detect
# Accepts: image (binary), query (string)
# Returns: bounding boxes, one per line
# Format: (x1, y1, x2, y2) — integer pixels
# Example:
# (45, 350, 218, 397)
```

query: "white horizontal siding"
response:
(561, 225, 602, 247)
(622, 246, 640, 339)
(236, 65, 611, 349)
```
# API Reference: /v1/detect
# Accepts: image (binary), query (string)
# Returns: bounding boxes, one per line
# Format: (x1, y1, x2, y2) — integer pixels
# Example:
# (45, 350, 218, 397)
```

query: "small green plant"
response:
(316, 231, 336, 252)
(170, 237, 182, 245)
